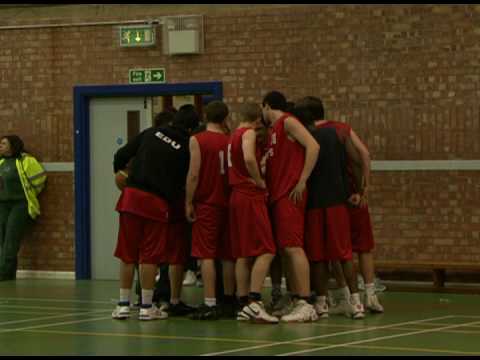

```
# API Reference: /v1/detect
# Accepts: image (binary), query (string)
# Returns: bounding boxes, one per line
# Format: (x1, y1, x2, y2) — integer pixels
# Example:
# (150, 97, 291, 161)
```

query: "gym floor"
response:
(1, 279, 479, 356)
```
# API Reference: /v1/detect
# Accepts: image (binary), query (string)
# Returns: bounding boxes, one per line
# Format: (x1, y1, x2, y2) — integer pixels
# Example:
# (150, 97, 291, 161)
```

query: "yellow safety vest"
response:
(0, 153, 47, 219)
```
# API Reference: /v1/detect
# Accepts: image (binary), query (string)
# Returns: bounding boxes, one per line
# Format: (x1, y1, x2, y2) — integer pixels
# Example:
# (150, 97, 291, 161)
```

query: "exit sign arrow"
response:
(152, 70, 164, 81)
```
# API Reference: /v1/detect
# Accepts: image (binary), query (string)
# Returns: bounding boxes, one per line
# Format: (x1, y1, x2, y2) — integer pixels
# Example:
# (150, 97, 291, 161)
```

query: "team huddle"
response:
(111, 91, 384, 324)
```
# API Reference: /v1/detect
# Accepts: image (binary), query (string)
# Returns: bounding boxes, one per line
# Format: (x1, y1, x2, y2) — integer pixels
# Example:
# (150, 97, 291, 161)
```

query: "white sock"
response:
(119, 288, 130, 304)
(340, 286, 351, 300)
(141, 289, 153, 307)
(350, 293, 361, 305)
(365, 283, 375, 297)
(170, 298, 180, 305)
(205, 298, 216, 307)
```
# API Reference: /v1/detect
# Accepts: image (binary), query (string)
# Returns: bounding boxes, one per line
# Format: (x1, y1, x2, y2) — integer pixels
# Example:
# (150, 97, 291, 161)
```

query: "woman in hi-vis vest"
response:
(0, 135, 46, 280)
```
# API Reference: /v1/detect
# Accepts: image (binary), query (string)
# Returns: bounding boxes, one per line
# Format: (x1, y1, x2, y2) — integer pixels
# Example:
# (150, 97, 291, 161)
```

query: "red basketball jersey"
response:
(228, 127, 263, 193)
(315, 120, 351, 145)
(193, 130, 230, 207)
(266, 114, 305, 203)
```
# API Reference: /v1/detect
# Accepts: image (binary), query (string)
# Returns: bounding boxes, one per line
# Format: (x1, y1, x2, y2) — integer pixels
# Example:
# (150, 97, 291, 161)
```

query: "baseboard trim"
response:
(16, 270, 75, 280)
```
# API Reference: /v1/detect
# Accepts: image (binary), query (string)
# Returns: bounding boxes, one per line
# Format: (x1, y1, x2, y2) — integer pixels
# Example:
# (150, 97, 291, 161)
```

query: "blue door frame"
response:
(73, 82, 223, 279)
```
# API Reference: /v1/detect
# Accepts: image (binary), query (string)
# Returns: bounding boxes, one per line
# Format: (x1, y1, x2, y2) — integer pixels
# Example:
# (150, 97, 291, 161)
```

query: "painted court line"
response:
(0, 297, 112, 305)
(278, 319, 480, 356)
(0, 309, 111, 327)
(0, 315, 113, 334)
(346, 343, 480, 356)
(0, 304, 111, 311)
(0, 310, 57, 316)
(200, 315, 455, 356)
(25, 329, 276, 345)
(313, 321, 480, 335)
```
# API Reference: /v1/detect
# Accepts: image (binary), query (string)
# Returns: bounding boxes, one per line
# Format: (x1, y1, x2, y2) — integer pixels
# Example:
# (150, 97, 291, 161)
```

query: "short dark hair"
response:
(1, 135, 24, 158)
(239, 102, 262, 123)
(172, 106, 200, 132)
(290, 105, 315, 127)
(179, 104, 195, 112)
(296, 96, 325, 120)
(205, 100, 229, 124)
(262, 91, 287, 111)
(153, 110, 176, 127)
(285, 101, 295, 113)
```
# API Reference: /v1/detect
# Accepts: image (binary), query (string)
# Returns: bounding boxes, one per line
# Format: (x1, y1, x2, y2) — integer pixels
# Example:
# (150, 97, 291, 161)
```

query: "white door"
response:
(90, 97, 152, 280)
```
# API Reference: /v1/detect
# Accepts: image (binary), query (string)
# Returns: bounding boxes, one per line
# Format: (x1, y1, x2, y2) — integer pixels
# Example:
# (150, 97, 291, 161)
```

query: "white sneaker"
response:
(236, 310, 250, 321)
(345, 302, 365, 320)
(139, 305, 168, 321)
(329, 299, 351, 316)
(112, 305, 130, 320)
(281, 300, 318, 323)
(365, 294, 384, 313)
(182, 270, 197, 286)
(237, 301, 279, 324)
(314, 301, 329, 318)
(158, 301, 169, 312)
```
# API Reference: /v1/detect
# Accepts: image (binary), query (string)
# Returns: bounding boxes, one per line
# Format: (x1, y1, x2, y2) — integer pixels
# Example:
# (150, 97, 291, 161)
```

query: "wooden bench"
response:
(372, 261, 480, 292)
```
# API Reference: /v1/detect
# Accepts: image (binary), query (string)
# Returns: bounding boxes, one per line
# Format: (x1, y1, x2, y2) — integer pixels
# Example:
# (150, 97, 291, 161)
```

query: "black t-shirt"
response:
(307, 126, 350, 209)
(0, 157, 25, 201)
(113, 125, 190, 203)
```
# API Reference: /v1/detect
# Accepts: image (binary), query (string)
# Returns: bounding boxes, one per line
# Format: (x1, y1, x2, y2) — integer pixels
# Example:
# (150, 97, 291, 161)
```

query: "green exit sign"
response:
(120, 25, 155, 47)
(129, 68, 166, 84)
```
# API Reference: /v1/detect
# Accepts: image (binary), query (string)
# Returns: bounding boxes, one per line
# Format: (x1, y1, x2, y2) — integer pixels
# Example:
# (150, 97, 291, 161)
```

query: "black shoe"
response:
(190, 304, 220, 320)
(220, 302, 238, 319)
(167, 301, 196, 316)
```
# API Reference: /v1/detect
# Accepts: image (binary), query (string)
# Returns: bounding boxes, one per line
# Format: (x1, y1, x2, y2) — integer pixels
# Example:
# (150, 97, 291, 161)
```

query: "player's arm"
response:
(113, 130, 146, 172)
(113, 131, 146, 191)
(349, 129, 370, 189)
(349, 129, 370, 207)
(242, 128, 266, 189)
(185, 136, 201, 222)
(345, 136, 363, 189)
(114, 159, 132, 191)
(284, 117, 320, 203)
(345, 136, 363, 207)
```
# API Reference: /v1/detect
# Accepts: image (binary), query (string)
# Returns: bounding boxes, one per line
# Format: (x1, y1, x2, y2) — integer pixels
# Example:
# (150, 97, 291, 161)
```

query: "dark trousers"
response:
(0, 201, 33, 280)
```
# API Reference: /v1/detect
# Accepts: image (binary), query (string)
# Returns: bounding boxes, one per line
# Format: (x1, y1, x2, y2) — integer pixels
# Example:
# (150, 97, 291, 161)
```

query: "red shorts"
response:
(114, 212, 168, 264)
(162, 219, 189, 265)
(304, 205, 353, 262)
(116, 187, 169, 221)
(349, 205, 375, 253)
(270, 195, 307, 249)
(229, 189, 276, 258)
(191, 203, 231, 260)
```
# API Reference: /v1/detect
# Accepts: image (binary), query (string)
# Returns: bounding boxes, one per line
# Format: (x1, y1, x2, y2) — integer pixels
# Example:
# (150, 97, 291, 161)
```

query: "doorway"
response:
(73, 82, 223, 279)
(90, 97, 152, 280)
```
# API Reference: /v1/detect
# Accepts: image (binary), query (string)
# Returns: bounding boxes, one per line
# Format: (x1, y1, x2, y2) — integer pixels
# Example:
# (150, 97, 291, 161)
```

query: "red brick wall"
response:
(17, 173, 74, 271)
(371, 171, 480, 263)
(0, 4, 478, 271)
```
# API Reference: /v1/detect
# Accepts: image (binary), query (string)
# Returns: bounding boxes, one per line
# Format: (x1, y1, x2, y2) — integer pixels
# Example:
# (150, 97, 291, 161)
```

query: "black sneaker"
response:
(190, 304, 220, 320)
(167, 301, 196, 316)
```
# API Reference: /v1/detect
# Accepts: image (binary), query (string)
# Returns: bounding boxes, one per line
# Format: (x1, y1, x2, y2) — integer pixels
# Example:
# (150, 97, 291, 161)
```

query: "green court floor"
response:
(1, 279, 480, 356)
